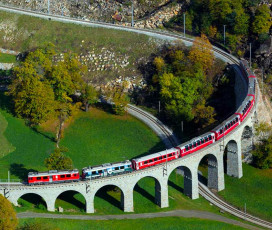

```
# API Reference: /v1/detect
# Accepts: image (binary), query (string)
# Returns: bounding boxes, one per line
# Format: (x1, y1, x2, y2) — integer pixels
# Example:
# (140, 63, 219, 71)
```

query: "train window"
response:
(144, 161, 148, 164)
(197, 140, 200, 145)
(193, 142, 196, 147)
(43, 176, 48, 180)
(37, 177, 41, 180)
(209, 136, 212, 140)
(60, 175, 65, 178)
(98, 170, 103, 174)
(220, 129, 223, 134)
(66, 174, 71, 178)
(115, 167, 119, 170)
(159, 156, 162, 160)
(163, 155, 167, 159)
(228, 124, 231, 128)
(120, 166, 124, 169)
(149, 159, 153, 163)
(201, 139, 204, 144)
(236, 118, 238, 122)
(185, 145, 188, 151)
(73, 174, 77, 177)
(154, 158, 158, 161)
(29, 177, 33, 180)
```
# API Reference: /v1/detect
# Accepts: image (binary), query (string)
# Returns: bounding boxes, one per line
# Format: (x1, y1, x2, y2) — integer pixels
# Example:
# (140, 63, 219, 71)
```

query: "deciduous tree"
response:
(0, 194, 18, 230)
(188, 34, 214, 73)
(252, 4, 272, 35)
(44, 147, 73, 170)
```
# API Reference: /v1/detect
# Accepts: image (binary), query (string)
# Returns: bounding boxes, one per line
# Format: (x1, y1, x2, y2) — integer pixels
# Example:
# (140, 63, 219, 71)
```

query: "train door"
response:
(49, 176, 53, 183)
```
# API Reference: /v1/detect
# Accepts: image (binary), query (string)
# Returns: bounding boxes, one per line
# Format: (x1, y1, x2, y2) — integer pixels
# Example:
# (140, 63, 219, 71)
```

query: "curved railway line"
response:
(0, 4, 271, 229)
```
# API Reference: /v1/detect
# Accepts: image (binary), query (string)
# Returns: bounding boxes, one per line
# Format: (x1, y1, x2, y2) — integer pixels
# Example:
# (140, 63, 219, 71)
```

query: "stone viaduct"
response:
(0, 5, 257, 214)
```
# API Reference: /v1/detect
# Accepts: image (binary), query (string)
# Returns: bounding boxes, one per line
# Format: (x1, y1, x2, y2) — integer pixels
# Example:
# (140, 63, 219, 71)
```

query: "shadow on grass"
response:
(56, 191, 85, 211)
(96, 185, 122, 211)
(30, 126, 56, 143)
(198, 173, 208, 186)
(18, 193, 47, 210)
(0, 92, 14, 114)
(134, 184, 155, 204)
(168, 180, 184, 193)
(9, 163, 37, 181)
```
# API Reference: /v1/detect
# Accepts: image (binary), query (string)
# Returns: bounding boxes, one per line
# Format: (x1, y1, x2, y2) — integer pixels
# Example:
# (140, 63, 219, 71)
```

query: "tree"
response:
(7, 61, 55, 125)
(80, 83, 98, 112)
(188, 34, 214, 73)
(44, 147, 73, 170)
(193, 103, 216, 128)
(252, 4, 272, 35)
(0, 194, 18, 230)
(252, 134, 272, 169)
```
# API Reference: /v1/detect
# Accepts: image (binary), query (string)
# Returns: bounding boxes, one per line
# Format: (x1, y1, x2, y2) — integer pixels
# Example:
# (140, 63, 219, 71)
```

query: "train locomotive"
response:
(28, 59, 256, 185)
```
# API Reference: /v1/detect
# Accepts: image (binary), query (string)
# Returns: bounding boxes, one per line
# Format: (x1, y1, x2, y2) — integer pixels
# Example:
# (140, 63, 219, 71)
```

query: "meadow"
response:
(18, 217, 248, 230)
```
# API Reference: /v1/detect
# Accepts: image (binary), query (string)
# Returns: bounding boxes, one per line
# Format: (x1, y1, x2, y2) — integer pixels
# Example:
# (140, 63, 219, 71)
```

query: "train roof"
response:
(28, 169, 79, 177)
(82, 160, 131, 172)
(177, 132, 214, 149)
(132, 148, 179, 163)
(212, 114, 240, 132)
(235, 95, 254, 114)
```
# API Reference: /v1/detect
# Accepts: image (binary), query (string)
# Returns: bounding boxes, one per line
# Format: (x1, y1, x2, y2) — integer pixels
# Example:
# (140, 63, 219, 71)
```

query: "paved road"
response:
(17, 210, 262, 230)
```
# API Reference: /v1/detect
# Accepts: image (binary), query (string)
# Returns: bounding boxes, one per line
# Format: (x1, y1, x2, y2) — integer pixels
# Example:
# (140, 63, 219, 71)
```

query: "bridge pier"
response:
(86, 196, 94, 213)
(191, 169, 199, 199)
(226, 140, 243, 178)
(121, 188, 134, 212)
(156, 179, 169, 208)
(207, 154, 224, 191)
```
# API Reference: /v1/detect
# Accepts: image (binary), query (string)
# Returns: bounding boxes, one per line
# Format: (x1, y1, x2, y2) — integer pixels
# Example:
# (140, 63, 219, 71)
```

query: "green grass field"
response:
(18, 217, 248, 230)
(0, 53, 16, 63)
(218, 163, 272, 222)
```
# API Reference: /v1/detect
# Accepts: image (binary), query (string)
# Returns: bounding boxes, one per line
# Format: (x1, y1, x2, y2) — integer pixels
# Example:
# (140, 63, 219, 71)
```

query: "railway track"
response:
(0, 4, 270, 229)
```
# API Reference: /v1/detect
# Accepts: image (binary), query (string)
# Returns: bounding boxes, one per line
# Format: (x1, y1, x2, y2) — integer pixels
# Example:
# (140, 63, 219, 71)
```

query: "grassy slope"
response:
(0, 11, 158, 82)
(18, 217, 248, 230)
(218, 163, 272, 222)
(0, 53, 16, 63)
(0, 111, 15, 157)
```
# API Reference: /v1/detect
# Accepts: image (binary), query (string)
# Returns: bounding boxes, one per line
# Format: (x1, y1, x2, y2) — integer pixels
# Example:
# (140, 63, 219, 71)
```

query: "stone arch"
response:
(92, 184, 126, 213)
(132, 175, 164, 209)
(168, 166, 193, 198)
(17, 192, 47, 210)
(198, 153, 221, 190)
(54, 190, 86, 212)
(225, 139, 242, 178)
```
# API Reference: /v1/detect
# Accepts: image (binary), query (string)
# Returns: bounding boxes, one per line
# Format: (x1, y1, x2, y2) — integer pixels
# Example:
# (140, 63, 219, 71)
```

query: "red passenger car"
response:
(178, 132, 215, 156)
(212, 114, 240, 141)
(132, 148, 180, 170)
(28, 169, 80, 185)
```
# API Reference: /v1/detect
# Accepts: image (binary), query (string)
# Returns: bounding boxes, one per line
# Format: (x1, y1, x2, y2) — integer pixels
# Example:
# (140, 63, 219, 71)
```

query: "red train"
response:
(28, 59, 256, 184)
(28, 170, 80, 185)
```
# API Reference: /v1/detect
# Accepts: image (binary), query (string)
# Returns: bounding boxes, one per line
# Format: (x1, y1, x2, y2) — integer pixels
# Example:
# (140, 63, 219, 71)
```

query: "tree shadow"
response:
(9, 163, 37, 181)
(0, 92, 14, 114)
(96, 186, 122, 210)
(56, 191, 85, 211)
(134, 183, 155, 203)
(30, 126, 56, 143)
